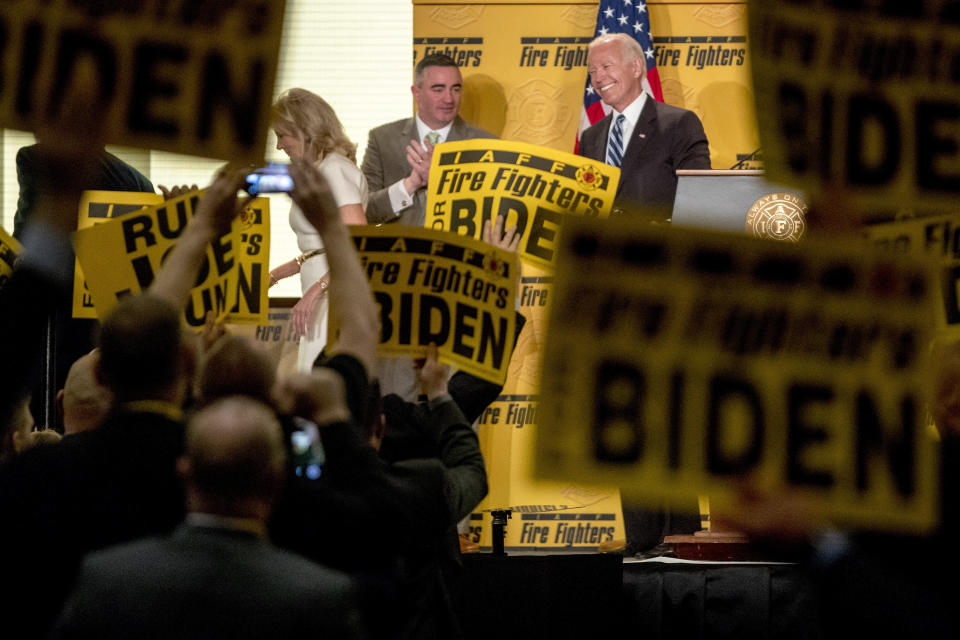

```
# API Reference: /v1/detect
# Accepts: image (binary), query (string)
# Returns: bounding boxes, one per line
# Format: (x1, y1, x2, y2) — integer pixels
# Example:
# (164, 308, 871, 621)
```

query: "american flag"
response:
(577, 0, 662, 146)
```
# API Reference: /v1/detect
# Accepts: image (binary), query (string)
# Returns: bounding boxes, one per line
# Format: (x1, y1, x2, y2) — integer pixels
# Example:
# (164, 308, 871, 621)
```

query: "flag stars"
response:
(586, 85, 595, 95)
(623, 0, 632, 5)
(618, 14, 629, 25)
(645, 46, 654, 58)
(637, 1, 647, 12)
(599, 26, 609, 35)
(604, 7, 615, 17)
(633, 21, 643, 32)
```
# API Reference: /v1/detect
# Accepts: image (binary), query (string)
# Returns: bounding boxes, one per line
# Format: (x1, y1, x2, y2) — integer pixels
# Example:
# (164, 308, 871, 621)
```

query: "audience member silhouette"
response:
(52, 395, 364, 639)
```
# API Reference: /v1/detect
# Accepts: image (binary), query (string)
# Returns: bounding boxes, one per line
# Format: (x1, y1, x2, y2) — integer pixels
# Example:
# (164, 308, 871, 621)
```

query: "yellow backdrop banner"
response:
(414, 1, 758, 168)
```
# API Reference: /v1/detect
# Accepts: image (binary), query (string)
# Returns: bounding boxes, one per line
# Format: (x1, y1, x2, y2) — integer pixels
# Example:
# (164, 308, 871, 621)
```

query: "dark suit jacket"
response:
(0, 264, 61, 434)
(52, 524, 363, 639)
(13, 144, 154, 240)
(380, 397, 486, 640)
(272, 354, 487, 640)
(807, 434, 960, 640)
(379, 312, 526, 464)
(0, 407, 185, 638)
(362, 116, 495, 226)
(13, 144, 155, 431)
(579, 98, 710, 219)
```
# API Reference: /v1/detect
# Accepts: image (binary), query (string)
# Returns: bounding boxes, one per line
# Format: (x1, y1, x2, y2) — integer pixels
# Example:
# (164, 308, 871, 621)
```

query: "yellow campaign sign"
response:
(227, 200, 271, 325)
(750, 1, 960, 214)
(0, 1, 285, 162)
(74, 190, 241, 329)
(425, 139, 618, 270)
(335, 225, 517, 385)
(536, 217, 940, 533)
(0, 225, 23, 289)
(72, 190, 164, 319)
(866, 214, 960, 340)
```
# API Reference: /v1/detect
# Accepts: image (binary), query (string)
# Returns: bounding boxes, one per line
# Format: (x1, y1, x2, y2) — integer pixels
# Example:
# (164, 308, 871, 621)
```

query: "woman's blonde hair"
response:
(272, 88, 357, 163)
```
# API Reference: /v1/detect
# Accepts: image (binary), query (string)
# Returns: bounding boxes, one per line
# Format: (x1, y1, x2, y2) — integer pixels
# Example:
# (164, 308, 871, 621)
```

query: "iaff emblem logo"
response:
(745, 193, 807, 242)
(482, 251, 508, 277)
(239, 206, 263, 230)
(575, 163, 604, 191)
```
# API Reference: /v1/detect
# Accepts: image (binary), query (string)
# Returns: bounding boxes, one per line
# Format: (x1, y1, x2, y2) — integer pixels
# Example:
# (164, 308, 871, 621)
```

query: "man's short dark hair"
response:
(197, 336, 276, 408)
(97, 295, 183, 401)
(414, 53, 460, 86)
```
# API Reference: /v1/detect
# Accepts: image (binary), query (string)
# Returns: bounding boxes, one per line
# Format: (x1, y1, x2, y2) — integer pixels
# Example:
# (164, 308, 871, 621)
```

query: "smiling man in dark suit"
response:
(578, 33, 711, 221)
(579, 32, 709, 556)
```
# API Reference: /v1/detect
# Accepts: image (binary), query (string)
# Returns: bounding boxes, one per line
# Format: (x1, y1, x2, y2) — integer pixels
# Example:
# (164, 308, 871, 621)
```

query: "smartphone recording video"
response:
(245, 162, 293, 195)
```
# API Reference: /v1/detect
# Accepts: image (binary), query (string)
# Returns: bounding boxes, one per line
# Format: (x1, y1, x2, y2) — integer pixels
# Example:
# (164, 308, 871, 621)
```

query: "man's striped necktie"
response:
(606, 114, 626, 168)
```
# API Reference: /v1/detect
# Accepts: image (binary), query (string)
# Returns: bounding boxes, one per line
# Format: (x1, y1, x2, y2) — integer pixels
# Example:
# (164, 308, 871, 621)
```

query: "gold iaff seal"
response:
(575, 163, 604, 191)
(745, 193, 807, 242)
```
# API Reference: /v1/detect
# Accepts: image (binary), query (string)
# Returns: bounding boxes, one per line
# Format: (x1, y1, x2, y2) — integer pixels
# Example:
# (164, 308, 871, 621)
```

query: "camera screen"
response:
(245, 173, 293, 195)
(289, 417, 324, 480)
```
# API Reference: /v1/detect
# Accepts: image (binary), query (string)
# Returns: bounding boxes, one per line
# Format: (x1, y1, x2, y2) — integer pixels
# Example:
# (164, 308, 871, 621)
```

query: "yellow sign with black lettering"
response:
(73, 190, 253, 329)
(0, 0, 285, 162)
(72, 190, 164, 320)
(227, 200, 271, 324)
(536, 217, 939, 532)
(0, 225, 22, 289)
(750, 1, 960, 213)
(425, 139, 618, 270)
(866, 213, 960, 339)
(334, 225, 517, 385)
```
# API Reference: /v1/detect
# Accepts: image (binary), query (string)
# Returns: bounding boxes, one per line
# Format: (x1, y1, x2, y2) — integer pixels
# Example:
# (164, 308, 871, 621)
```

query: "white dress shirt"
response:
(607, 92, 647, 161)
(387, 116, 454, 217)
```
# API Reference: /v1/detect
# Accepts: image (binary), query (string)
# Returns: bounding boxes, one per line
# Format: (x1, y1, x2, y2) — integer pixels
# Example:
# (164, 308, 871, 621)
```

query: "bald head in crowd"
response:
(58, 350, 112, 435)
(179, 396, 287, 520)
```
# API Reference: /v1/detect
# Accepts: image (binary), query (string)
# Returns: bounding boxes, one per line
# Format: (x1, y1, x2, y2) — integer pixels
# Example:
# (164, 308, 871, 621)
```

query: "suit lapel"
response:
(617, 99, 657, 195)
(401, 117, 418, 152)
(446, 116, 467, 142)
(592, 114, 613, 162)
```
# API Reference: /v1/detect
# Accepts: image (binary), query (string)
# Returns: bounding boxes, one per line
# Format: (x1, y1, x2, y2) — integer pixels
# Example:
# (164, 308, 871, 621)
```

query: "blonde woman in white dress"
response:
(268, 88, 369, 372)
